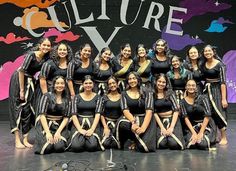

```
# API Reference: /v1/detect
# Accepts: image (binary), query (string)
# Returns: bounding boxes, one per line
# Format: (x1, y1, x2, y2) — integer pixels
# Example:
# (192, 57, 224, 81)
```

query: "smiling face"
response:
(137, 47, 146, 58)
(155, 40, 165, 54)
(83, 78, 94, 91)
(186, 80, 197, 94)
(121, 46, 131, 59)
(80, 45, 92, 59)
(108, 78, 118, 92)
(171, 56, 180, 69)
(54, 77, 65, 93)
(188, 47, 199, 60)
(39, 39, 51, 54)
(57, 44, 68, 59)
(128, 73, 138, 88)
(203, 46, 214, 60)
(101, 49, 111, 62)
(156, 76, 167, 91)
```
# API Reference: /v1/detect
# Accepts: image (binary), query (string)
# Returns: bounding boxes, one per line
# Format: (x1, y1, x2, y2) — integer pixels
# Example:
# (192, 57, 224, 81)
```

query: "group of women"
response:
(9, 37, 228, 154)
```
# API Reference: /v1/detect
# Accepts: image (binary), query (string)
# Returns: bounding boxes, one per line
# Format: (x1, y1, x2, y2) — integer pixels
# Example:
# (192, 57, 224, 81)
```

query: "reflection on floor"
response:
(0, 120, 235, 171)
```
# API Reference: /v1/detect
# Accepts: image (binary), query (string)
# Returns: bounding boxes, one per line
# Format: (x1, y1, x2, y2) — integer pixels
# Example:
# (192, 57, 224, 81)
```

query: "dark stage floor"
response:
(0, 121, 235, 171)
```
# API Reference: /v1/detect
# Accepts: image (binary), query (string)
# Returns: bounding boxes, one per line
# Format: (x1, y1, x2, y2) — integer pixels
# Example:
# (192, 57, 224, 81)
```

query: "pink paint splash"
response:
(0, 33, 30, 44)
(0, 55, 24, 100)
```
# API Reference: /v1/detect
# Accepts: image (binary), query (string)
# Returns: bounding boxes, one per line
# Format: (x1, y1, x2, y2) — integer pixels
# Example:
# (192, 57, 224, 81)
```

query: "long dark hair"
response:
(185, 46, 202, 71)
(94, 47, 112, 71)
(153, 39, 172, 58)
(26, 37, 52, 60)
(74, 43, 92, 64)
(169, 56, 188, 79)
(134, 44, 148, 64)
(50, 42, 73, 66)
(117, 43, 132, 63)
(154, 73, 173, 100)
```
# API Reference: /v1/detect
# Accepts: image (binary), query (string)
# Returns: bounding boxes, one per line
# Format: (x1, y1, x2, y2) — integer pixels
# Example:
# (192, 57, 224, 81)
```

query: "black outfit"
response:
(201, 62, 227, 130)
(34, 93, 70, 154)
(184, 61, 204, 93)
(151, 57, 171, 76)
(69, 94, 104, 152)
(67, 58, 93, 94)
(134, 59, 152, 91)
(101, 95, 122, 149)
(180, 95, 217, 149)
(111, 55, 134, 91)
(9, 52, 46, 135)
(167, 69, 192, 103)
(154, 92, 185, 150)
(93, 61, 113, 95)
(117, 91, 156, 152)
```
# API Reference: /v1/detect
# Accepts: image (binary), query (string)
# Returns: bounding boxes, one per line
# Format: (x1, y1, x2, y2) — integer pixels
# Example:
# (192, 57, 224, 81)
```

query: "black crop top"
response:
(102, 95, 122, 119)
(180, 95, 211, 123)
(71, 94, 102, 116)
(154, 93, 178, 113)
(202, 62, 226, 84)
(67, 58, 93, 81)
(151, 57, 171, 75)
(93, 62, 113, 82)
(121, 91, 153, 115)
(37, 93, 70, 117)
(134, 60, 152, 78)
(20, 52, 47, 76)
(40, 59, 67, 81)
(167, 70, 192, 90)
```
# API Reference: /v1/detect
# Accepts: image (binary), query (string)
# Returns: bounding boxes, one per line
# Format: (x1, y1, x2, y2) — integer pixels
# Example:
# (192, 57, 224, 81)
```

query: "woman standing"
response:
(180, 79, 216, 150)
(34, 76, 70, 154)
(116, 72, 156, 152)
(167, 56, 192, 103)
(93, 47, 113, 95)
(184, 46, 204, 93)
(154, 74, 185, 150)
(201, 45, 228, 145)
(40, 42, 73, 94)
(111, 43, 134, 91)
(134, 44, 152, 91)
(67, 43, 93, 97)
(100, 76, 122, 149)
(69, 75, 104, 152)
(150, 39, 172, 76)
(9, 38, 51, 148)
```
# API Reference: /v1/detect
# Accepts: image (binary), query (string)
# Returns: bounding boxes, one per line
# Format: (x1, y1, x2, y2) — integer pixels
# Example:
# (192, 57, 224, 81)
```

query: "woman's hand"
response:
(85, 128, 94, 137)
(46, 132, 54, 144)
(166, 127, 174, 136)
(135, 126, 145, 135)
(190, 133, 198, 145)
(131, 123, 139, 133)
(54, 132, 61, 144)
(103, 127, 110, 137)
(197, 132, 204, 143)
(160, 127, 168, 137)
(222, 99, 228, 108)
(78, 128, 87, 135)
(20, 90, 25, 101)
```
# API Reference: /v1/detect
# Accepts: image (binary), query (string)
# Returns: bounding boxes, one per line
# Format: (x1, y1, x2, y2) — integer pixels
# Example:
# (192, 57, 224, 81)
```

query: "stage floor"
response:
(0, 120, 235, 171)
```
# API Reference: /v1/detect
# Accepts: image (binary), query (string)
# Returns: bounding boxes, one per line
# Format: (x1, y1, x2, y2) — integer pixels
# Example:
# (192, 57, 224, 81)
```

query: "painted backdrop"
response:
(0, 0, 236, 118)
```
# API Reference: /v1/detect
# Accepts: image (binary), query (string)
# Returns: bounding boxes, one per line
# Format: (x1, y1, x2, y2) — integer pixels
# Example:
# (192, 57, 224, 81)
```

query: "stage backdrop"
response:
(0, 0, 236, 120)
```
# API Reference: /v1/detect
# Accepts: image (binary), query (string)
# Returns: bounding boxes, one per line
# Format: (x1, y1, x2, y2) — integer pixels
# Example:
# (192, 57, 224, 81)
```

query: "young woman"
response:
(100, 76, 122, 149)
(150, 39, 172, 76)
(116, 72, 156, 152)
(111, 43, 134, 91)
(69, 75, 104, 152)
(67, 43, 94, 97)
(9, 37, 51, 148)
(184, 46, 204, 93)
(154, 74, 185, 150)
(180, 79, 216, 150)
(201, 45, 228, 145)
(40, 42, 73, 94)
(167, 56, 192, 103)
(93, 47, 113, 95)
(134, 44, 152, 91)
(34, 76, 70, 154)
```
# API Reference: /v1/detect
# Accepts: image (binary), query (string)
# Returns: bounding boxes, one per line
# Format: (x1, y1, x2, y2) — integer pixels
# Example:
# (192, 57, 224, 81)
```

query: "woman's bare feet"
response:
(219, 129, 228, 145)
(23, 136, 33, 148)
(128, 142, 136, 150)
(15, 140, 25, 149)
(219, 138, 228, 145)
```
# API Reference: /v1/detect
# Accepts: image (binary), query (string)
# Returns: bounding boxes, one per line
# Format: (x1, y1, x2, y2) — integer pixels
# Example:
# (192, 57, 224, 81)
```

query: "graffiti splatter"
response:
(174, 0, 231, 23)
(0, 0, 59, 8)
(0, 33, 30, 44)
(0, 55, 24, 100)
(13, 7, 68, 30)
(162, 23, 203, 51)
